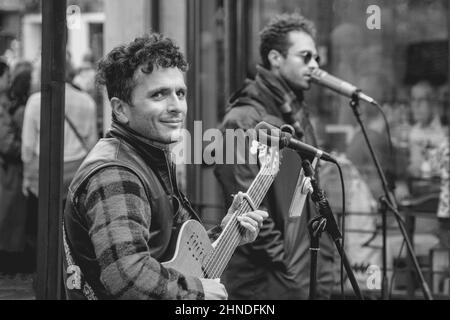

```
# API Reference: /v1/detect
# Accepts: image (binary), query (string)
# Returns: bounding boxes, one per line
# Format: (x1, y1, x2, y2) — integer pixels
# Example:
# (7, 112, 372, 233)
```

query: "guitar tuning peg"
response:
(250, 140, 259, 155)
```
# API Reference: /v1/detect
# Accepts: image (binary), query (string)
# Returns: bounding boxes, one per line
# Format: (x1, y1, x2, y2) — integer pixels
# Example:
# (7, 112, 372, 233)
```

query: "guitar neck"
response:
(204, 168, 276, 279)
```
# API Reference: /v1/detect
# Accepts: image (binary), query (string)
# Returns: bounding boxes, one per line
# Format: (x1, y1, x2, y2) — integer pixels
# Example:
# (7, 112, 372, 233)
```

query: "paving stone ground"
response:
(0, 273, 35, 300)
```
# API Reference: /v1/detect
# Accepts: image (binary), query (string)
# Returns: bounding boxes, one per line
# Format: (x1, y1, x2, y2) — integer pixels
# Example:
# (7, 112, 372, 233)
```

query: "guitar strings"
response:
(206, 164, 276, 278)
(203, 149, 279, 277)
(204, 165, 276, 278)
(209, 170, 274, 278)
(205, 204, 260, 277)
(202, 166, 273, 277)
(201, 165, 272, 276)
(202, 165, 273, 276)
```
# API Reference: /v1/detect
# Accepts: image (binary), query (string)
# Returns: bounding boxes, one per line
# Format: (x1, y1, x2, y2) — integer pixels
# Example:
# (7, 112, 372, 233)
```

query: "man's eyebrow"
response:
(176, 85, 188, 91)
(146, 85, 187, 95)
(297, 49, 316, 54)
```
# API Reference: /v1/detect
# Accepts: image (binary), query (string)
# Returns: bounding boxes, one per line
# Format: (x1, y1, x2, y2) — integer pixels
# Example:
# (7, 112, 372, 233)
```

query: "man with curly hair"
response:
(63, 33, 267, 300)
(214, 13, 336, 299)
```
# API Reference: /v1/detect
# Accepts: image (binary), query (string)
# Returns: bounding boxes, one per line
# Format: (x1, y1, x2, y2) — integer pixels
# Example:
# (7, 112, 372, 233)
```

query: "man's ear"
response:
(268, 49, 283, 69)
(110, 97, 130, 124)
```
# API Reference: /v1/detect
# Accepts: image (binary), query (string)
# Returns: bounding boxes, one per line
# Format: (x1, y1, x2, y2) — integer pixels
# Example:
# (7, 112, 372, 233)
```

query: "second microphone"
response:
(255, 121, 337, 164)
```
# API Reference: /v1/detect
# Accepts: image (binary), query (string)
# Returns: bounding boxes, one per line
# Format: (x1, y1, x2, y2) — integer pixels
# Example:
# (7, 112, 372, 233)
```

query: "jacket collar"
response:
(255, 65, 305, 109)
(107, 121, 171, 168)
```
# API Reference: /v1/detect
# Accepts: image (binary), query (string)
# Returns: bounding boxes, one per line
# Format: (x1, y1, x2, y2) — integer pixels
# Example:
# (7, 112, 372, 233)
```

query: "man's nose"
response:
(308, 57, 319, 69)
(167, 92, 183, 113)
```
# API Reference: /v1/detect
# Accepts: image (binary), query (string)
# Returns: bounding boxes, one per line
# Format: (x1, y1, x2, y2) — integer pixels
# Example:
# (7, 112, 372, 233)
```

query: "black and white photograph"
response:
(0, 0, 448, 306)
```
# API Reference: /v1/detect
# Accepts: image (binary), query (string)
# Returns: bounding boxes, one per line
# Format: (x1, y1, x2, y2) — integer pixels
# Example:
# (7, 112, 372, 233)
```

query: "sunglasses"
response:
(296, 51, 321, 65)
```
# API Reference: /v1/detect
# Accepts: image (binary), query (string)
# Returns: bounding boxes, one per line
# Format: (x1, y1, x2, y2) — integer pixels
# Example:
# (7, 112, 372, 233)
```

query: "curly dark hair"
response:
(259, 13, 317, 69)
(97, 33, 188, 105)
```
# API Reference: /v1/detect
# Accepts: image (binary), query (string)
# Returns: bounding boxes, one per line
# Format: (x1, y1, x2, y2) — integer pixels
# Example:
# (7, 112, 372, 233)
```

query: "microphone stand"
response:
(308, 215, 327, 299)
(348, 94, 433, 300)
(302, 159, 363, 300)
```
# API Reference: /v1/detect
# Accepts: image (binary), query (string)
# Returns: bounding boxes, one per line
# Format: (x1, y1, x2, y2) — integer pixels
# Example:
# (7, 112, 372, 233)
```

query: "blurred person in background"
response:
(408, 81, 446, 179)
(30, 56, 41, 94)
(73, 52, 103, 139)
(0, 59, 9, 106)
(346, 75, 396, 202)
(21, 55, 98, 272)
(346, 105, 396, 199)
(73, 52, 96, 97)
(428, 139, 450, 248)
(0, 59, 12, 272)
(437, 84, 448, 127)
(0, 60, 32, 272)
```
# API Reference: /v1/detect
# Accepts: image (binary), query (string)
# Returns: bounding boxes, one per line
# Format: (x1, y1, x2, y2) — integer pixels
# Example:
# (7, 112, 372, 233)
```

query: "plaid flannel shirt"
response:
(77, 165, 205, 299)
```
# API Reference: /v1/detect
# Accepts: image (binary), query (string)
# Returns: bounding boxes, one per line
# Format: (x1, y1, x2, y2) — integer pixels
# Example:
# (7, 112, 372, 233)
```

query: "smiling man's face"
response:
(124, 66, 187, 143)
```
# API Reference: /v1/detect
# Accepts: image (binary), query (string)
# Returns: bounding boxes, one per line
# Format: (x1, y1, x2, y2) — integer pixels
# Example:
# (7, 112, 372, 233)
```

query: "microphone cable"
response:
(374, 103, 411, 231)
(374, 102, 394, 156)
(373, 102, 400, 198)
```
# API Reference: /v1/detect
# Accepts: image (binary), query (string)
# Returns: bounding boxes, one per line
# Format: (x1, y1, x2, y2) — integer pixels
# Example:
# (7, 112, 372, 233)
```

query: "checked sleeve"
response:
(82, 166, 205, 299)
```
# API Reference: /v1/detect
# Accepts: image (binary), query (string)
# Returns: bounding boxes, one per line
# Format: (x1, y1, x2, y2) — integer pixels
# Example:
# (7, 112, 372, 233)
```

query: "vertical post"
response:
(223, 0, 249, 100)
(36, 0, 66, 300)
(223, 0, 236, 107)
(186, 0, 202, 208)
(151, 0, 160, 32)
(235, 0, 249, 83)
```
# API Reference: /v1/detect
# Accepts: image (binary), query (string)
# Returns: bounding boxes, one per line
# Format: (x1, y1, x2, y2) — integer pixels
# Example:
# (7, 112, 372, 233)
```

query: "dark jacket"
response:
(63, 123, 204, 299)
(214, 67, 336, 299)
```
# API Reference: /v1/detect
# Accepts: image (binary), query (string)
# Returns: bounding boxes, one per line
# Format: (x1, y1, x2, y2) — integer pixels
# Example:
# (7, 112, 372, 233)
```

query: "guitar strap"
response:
(62, 222, 98, 300)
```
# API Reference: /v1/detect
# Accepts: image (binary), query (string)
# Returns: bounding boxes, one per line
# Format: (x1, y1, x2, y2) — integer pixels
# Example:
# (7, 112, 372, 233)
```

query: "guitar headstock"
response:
(252, 141, 281, 177)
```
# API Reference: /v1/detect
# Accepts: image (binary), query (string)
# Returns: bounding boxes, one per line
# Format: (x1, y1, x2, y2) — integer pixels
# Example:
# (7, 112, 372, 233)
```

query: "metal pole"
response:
(36, 0, 66, 300)
(223, 0, 237, 100)
(151, 0, 160, 32)
(186, 0, 202, 210)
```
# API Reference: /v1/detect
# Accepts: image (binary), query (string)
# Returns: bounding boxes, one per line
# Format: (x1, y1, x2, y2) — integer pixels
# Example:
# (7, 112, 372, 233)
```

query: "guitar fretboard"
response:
(203, 152, 278, 279)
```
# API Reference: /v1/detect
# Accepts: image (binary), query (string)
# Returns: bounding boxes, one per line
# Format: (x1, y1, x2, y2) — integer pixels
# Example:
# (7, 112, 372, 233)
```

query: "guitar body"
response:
(161, 220, 213, 278)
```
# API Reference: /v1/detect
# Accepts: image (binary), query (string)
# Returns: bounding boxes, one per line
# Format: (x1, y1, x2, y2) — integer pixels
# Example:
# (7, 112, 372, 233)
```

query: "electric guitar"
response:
(162, 142, 280, 278)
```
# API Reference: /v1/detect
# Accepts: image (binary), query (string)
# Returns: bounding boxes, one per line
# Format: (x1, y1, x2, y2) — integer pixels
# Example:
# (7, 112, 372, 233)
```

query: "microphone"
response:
(255, 121, 337, 164)
(311, 68, 378, 106)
